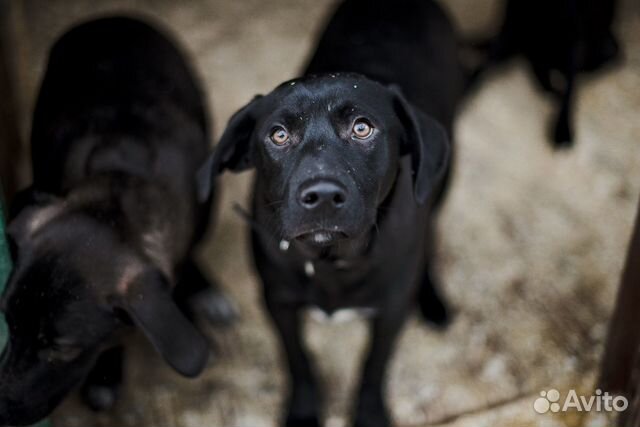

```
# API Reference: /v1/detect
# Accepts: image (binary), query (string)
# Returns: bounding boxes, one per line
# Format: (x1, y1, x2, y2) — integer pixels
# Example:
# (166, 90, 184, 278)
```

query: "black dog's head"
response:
(0, 194, 208, 426)
(200, 74, 449, 249)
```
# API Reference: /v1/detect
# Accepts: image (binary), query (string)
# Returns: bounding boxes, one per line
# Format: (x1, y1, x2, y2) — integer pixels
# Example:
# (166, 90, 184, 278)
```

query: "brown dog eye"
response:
(352, 119, 373, 139)
(270, 126, 290, 146)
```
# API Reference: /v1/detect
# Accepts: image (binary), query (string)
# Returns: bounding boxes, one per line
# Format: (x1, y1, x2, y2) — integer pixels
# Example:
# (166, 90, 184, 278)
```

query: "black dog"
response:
(200, 1, 463, 426)
(0, 16, 234, 425)
(467, 0, 620, 147)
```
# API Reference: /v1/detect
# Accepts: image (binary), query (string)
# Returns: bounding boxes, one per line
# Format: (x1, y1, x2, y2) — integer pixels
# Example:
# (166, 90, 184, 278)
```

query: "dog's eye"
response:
(352, 119, 374, 139)
(270, 126, 290, 146)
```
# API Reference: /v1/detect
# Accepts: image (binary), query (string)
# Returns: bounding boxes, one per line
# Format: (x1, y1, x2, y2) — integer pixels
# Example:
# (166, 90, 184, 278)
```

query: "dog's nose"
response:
(298, 181, 347, 210)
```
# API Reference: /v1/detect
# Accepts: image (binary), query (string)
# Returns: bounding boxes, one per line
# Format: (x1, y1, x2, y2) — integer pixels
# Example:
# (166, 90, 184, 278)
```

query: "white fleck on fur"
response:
(25, 204, 65, 235)
(116, 263, 144, 295)
(307, 306, 377, 324)
(140, 227, 173, 280)
(304, 261, 315, 277)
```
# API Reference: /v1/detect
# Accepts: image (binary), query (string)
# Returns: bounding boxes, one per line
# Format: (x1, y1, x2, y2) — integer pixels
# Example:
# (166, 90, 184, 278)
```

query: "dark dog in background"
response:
(0, 16, 234, 426)
(467, 0, 620, 147)
(200, 0, 463, 425)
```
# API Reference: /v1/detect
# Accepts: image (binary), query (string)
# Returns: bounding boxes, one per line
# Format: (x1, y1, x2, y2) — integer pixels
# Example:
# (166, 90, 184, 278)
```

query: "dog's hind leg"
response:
(417, 225, 451, 329)
(80, 346, 124, 411)
(531, 63, 555, 94)
(174, 258, 238, 326)
(551, 56, 576, 148)
(417, 267, 451, 330)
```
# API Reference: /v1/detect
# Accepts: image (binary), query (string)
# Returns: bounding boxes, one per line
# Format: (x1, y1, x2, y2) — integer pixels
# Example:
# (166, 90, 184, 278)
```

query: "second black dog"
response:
(200, 1, 463, 426)
(0, 16, 234, 426)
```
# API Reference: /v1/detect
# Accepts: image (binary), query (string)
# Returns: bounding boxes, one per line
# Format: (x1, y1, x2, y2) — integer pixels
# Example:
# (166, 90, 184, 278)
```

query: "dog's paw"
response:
(353, 389, 391, 427)
(353, 415, 391, 427)
(81, 383, 118, 412)
(419, 295, 453, 331)
(551, 117, 574, 149)
(285, 414, 321, 427)
(284, 382, 321, 427)
(418, 278, 453, 331)
(190, 288, 239, 326)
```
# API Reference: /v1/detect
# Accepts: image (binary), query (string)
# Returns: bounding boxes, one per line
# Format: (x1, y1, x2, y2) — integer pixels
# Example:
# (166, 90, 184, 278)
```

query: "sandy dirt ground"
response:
(4, 0, 639, 426)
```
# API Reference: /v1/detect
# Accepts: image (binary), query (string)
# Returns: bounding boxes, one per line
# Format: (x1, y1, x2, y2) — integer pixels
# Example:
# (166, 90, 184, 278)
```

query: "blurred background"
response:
(0, 0, 639, 426)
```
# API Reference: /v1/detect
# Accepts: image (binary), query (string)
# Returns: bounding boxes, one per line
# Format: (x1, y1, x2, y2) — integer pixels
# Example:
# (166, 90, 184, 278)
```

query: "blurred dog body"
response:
(0, 16, 233, 425)
(468, 0, 620, 147)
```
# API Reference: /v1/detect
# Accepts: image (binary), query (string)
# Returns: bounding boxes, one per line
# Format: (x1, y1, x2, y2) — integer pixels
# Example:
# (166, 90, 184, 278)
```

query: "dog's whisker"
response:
(266, 199, 285, 208)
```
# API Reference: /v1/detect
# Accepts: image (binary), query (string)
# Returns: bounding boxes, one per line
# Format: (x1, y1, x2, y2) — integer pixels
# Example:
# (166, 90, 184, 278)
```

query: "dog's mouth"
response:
(294, 229, 349, 247)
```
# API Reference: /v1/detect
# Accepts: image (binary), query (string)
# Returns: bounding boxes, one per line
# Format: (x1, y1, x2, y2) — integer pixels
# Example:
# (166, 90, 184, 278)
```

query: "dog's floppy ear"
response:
(391, 86, 451, 206)
(196, 95, 263, 202)
(120, 269, 209, 377)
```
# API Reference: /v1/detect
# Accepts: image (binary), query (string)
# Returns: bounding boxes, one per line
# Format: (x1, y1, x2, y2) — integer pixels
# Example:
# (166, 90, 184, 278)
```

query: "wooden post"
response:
(622, 358, 640, 427)
(0, 0, 26, 201)
(599, 200, 640, 425)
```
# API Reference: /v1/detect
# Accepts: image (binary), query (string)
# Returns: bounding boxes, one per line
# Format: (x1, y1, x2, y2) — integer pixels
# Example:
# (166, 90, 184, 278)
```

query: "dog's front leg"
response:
(266, 297, 321, 427)
(174, 258, 238, 326)
(552, 50, 576, 147)
(80, 345, 124, 411)
(353, 305, 409, 427)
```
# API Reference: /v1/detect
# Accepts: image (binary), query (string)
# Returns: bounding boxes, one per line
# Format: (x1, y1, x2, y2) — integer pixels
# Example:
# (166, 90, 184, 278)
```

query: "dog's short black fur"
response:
(467, 0, 620, 147)
(200, 1, 463, 426)
(0, 16, 235, 426)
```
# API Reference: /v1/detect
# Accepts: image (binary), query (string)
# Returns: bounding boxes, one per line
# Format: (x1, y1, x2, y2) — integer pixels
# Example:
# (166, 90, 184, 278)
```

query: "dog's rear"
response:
(307, 0, 463, 134)
(31, 16, 209, 205)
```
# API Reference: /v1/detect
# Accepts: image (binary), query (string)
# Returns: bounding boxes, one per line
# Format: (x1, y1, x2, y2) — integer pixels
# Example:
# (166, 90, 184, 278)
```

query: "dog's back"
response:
(31, 16, 209, 198)
(306, 0, 463, 133)
(497, 0, 618, 73)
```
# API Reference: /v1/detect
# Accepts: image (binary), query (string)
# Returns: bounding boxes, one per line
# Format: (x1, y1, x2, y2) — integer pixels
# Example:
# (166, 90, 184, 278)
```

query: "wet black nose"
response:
(298, 181, 347, 210)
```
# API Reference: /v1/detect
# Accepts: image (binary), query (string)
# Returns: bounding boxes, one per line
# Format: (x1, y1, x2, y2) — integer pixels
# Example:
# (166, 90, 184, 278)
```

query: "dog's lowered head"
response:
(0, 187, 208, 426)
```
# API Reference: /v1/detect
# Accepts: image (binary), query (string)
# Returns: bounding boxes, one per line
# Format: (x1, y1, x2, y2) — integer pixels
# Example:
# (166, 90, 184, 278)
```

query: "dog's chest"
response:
(300, 258, 381, 315)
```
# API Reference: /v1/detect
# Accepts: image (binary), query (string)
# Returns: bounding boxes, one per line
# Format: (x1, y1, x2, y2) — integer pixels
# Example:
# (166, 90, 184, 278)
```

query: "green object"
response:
(1, 195, 51, 427)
